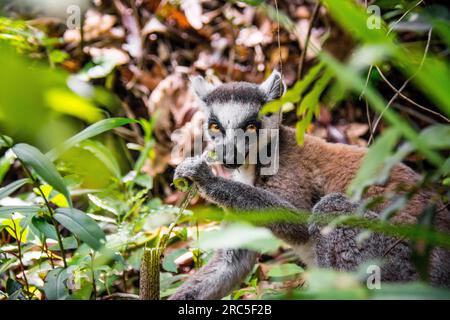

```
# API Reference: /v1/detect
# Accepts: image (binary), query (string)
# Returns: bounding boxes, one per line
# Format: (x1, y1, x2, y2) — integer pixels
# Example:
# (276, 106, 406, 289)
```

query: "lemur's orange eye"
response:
(246, 124, 257, 132)
(209, 123, 221, 133)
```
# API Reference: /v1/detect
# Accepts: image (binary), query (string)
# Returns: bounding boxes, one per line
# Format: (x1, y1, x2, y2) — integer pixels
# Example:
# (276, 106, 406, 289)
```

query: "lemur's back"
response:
(256, 125, 449, 231)
(254, 125, 450, 285)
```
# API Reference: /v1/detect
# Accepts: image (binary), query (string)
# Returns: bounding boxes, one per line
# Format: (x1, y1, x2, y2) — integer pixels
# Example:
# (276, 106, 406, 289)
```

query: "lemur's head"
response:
(191, 70, 284, 169)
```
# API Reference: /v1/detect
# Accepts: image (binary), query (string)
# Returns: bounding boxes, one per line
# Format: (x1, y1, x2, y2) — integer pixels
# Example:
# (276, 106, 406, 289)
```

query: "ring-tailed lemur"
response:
(169, 70, 450, 300)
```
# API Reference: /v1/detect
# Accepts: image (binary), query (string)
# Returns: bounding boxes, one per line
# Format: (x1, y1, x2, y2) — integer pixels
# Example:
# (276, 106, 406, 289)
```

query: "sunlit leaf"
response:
(2, 217, 28, 243)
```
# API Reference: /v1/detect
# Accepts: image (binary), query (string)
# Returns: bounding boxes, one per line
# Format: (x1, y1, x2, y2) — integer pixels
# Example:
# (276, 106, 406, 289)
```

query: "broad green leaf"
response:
(163, 248, 189, 273)
(48, 236, 78, 251)
(0, 135, 13, 148)
(0, 152, 13, 184)
(87, 193, 120, 216)
(12, 143, 72, 207)
(46, 117, 138, 161)
(348, 129, 400, 200)
(0, 206, 42, 219)
(0, 178, 31, 200)
(31, 216, 58, 240)
(398, 51, 450, 117)
(54, 207, 106, 250)
(417, 124, 450, 150)
(198, 223, 282, 253)
(267, 263, 304, 280)
(79, 140, 121, 179)
(321, 0, 391, 44)
(44, 268, 69, 300)
(134, 174, 153, 189)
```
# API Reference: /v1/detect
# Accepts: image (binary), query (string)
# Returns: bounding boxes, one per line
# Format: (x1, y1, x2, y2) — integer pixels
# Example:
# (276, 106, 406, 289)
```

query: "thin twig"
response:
(368, 28, 433, 145)
(298, 1, 321, 79)
(5, 222, 31, 299)
(376, 66, 450, 123)
(121, 102, 144, 145)
(360, 0, 424, 134)
(387, 0, 424, 36)
(274, 0, 284, 126)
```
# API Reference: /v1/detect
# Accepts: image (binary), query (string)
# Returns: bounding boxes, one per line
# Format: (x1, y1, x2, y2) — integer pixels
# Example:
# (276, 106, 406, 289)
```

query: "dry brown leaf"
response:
(180, 0, 203, 30)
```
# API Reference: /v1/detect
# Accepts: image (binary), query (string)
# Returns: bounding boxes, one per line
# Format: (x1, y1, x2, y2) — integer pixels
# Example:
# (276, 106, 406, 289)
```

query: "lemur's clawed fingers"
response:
(174, 156, 212, 183)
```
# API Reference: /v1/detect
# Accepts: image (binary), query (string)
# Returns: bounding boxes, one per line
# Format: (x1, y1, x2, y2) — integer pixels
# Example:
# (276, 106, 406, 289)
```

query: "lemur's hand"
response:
(174, 156, 212, 184)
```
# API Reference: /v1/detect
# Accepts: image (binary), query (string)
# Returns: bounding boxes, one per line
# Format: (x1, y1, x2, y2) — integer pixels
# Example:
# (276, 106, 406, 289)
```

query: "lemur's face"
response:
(191, 71, 284, 169)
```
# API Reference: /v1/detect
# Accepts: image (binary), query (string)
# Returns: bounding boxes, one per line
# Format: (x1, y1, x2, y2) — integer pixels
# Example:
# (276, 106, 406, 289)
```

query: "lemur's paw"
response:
(174, 156, 211, 183)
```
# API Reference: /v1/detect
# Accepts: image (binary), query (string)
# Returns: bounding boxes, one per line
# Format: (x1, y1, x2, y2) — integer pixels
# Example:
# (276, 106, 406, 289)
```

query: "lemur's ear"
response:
(259, 70, 285, 101)
(190, 75, 215, 101)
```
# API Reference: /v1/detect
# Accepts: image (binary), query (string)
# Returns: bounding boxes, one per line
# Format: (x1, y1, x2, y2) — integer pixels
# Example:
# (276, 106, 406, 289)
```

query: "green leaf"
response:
(12, 143, 72, 207)
(320, 52, 444, 168)
(0, 135, 13, 148)
(261, 62, 325, 115)
(418, 124, 450, 150)
(31, 216, 58, 240)
(348, 129, 401, 200)
(267, 263, 304, 281)
(46, 117, 138, 161)
(0, 152, 13, 184)
(0, 206, 42, 219)
(48, 236, 78, 250)
(54, 207, 106, 250)
(321, 0, 391, 44)
(163, 248, 189, 273)
(79, 140, 121, 179)
(44, 268, 69, 300)
(2, 217, 28, 242)
(134, 174, 153, 189)
(0, 178, 31, 200)
(371, 282, 450, 299)
(198, 223, 282, 253)
(44, 88, 103, 123)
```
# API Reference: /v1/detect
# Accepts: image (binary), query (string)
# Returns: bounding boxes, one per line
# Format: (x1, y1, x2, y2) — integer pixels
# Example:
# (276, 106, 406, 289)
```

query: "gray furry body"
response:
(169, 71, 450, 299)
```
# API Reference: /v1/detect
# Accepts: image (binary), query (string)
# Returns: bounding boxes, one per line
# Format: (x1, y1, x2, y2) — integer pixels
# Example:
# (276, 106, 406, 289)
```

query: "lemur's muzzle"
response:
(221, 145, 247, 169)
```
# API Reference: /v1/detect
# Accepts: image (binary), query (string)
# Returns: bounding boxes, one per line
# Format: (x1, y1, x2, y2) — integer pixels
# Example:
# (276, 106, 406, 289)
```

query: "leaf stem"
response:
(1, 135, 67, 268)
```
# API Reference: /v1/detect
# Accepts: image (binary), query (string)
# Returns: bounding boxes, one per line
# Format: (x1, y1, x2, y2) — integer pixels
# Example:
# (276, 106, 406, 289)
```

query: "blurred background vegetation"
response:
(0, 0, 449, 300)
